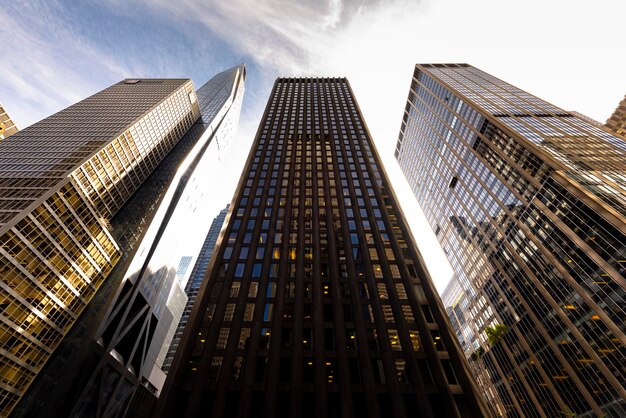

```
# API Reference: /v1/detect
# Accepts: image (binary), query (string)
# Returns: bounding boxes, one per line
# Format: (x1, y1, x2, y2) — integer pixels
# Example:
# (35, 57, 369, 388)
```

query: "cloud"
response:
(0, 1, 134, 127)
(94, 0, 429, 146)
(101, 0, 401, 75)
(107, 0, 626, 133)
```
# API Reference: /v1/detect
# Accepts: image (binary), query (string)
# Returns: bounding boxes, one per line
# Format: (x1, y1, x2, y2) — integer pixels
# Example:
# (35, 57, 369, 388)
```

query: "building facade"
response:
(0, 103, 18, 140)
(396, 64, 626, 417)
(99, 66, 245, 401)
(2, 65, 245, 417)
(158, 77, 488, 418)
(605, 94, 626, 137)
(163, 204, 230, 373)
(0, 78, 199, 417)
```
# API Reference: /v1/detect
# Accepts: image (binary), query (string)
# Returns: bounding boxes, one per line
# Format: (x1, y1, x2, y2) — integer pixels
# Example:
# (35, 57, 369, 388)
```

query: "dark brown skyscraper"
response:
(159, 77, 488, 418)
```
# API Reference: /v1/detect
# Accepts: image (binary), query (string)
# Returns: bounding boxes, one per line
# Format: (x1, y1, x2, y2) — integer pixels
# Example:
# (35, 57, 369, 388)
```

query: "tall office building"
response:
(0, 78, 198, 417)
(163, 204, 230, 373)
(159, 77, 488, 418)
(606, 94, 626, 136)
(2, 65, 245, 417)
(395, 64, 626, 417)
(0, 103, 18, 140)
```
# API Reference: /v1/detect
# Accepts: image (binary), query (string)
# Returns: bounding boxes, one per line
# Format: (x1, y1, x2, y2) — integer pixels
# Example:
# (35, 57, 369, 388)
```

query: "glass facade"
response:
(163, 204, 230, 373)
(0, 78, 198, 416)
(9, 66, 246, 418)
(159, 77, 488, 418)
(108, 66, 245, 394)
(396, 64, 626, 417)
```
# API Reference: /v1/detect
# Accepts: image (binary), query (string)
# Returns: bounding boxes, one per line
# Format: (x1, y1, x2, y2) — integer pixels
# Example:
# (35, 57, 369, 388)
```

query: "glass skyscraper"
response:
(396, 64, 626, 417)
(0, 77, 198, 416)
(2, 65, 245, 417)
(163, 204, 230, 373)
(158, 77, 488, 418)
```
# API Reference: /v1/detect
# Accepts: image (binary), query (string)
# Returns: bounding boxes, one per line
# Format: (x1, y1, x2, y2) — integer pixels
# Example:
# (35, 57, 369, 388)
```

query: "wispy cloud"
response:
(0, 1, 135, 127)
(102, 0, 403, 74)
(102, 0, 625, 134)
(97, 0, 428, 137)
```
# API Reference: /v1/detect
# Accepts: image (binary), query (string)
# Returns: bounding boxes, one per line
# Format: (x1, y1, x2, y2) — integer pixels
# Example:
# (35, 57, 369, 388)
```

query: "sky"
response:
(1, 0, 625, 291)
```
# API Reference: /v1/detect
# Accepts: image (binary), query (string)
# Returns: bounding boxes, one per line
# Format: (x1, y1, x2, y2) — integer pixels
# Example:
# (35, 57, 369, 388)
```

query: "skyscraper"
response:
(2, 65, 245, 417)
(0, 103, 18, 140)
(163, 204, 230, 373)
(606, 94, 626, 136)
(0, 77, 198, 417)
(395, 64, 626, 417)
(159, 77, 488, 418)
